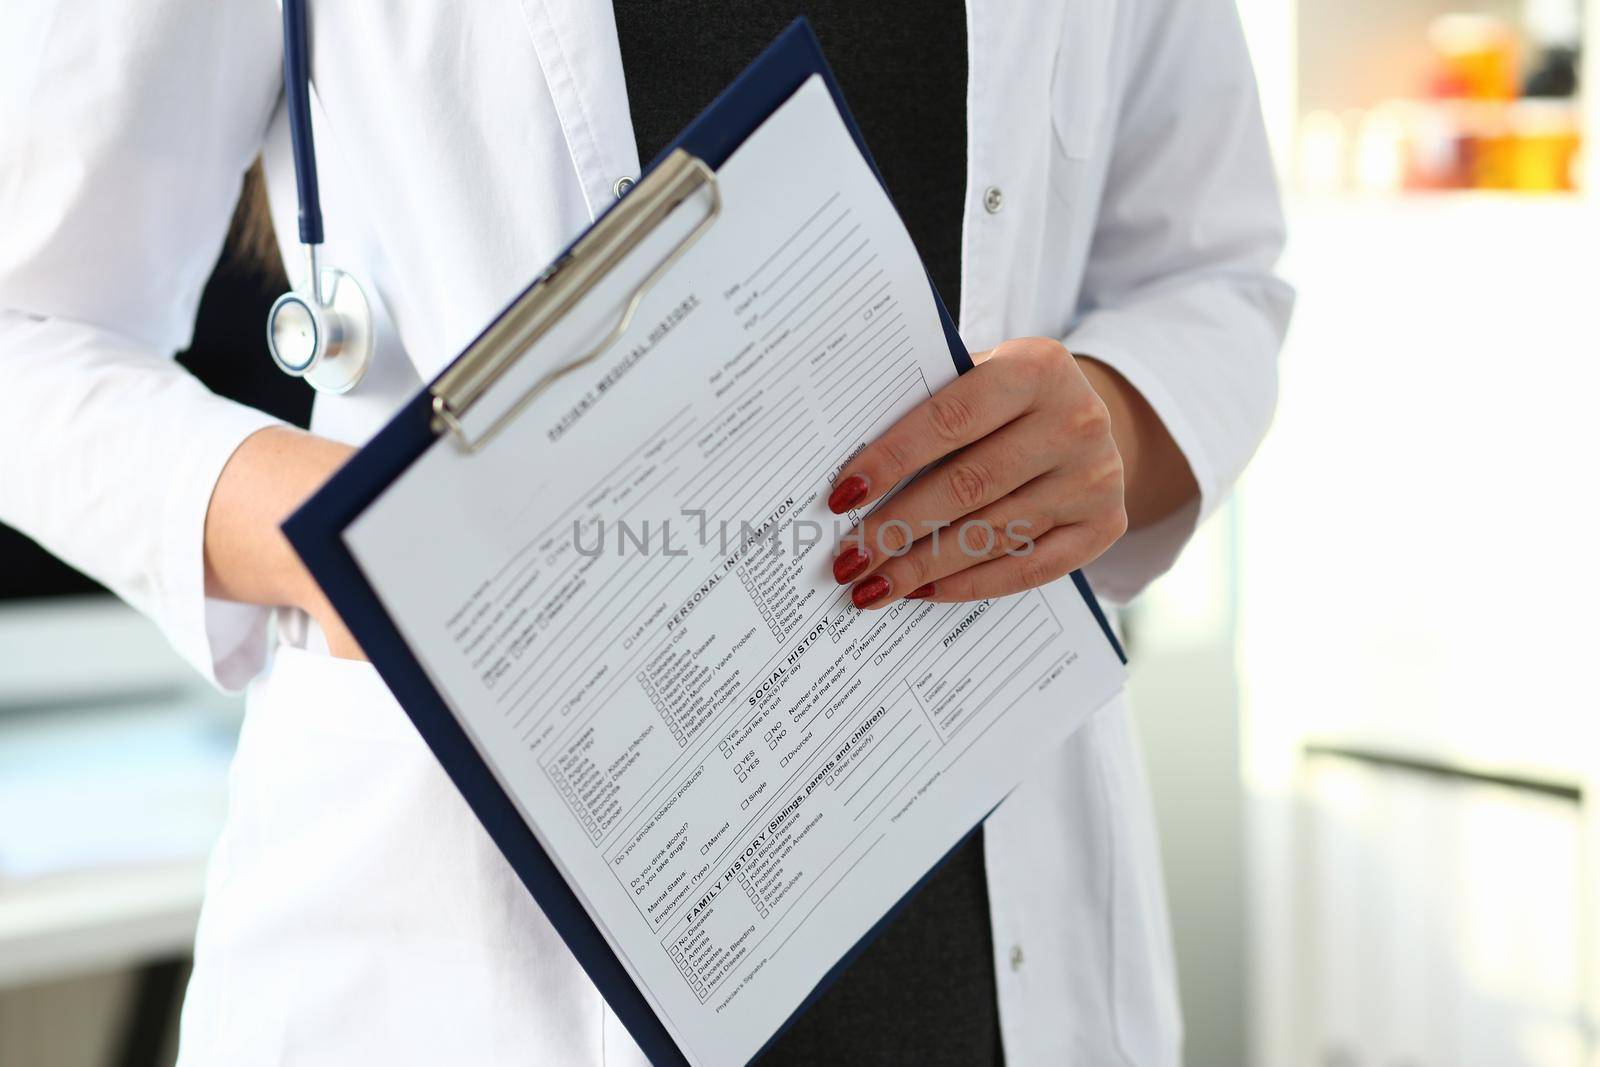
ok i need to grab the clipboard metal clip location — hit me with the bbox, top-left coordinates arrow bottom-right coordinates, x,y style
431,150 -> 722,453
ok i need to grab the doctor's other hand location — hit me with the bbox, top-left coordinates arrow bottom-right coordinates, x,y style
204,426 -> 367,661
827,337 -> 1195,608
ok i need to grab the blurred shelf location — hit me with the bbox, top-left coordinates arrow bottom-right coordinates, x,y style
1286,189 -> 1598,229
0,596 -> 222,711
0,694 -> 236,990
1291,188 -> 1587,206
0,861 -> 207,991
1302,738 -> 1584,803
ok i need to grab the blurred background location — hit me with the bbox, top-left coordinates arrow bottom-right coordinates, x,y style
1,2 -> 1597,1064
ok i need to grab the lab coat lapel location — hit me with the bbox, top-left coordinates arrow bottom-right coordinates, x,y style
514,0 -> 640,220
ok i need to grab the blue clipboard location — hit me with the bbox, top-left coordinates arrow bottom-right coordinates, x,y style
284,19 -> 1125,1065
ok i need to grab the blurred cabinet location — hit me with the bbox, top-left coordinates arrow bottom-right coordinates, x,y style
1301,754 -> 1587,1067
1235,192 -> 1600,1066
1232,3 -> 1600,1064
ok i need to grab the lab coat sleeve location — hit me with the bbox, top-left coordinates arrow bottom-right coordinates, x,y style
1064,0 -> 1294,604
0,0 -> 286,689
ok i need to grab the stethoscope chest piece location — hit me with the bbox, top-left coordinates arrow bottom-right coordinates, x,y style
266,265 -> 374,394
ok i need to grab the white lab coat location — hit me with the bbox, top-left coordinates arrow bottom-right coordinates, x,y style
0,1 -> 1290,1064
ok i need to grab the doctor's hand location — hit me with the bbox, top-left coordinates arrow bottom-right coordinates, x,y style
827,337 -> 1194,608
205,427 -> 368,661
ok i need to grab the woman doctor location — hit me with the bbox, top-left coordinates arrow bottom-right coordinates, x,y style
0,1 -> 1289,1064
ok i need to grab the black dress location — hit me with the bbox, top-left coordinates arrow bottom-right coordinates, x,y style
613,5 -> 1000,1063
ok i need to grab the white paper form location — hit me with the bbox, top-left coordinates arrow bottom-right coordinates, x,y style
345,75 -> 1125,1066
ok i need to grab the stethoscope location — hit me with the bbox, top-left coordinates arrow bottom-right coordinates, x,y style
265,0 -> 374,394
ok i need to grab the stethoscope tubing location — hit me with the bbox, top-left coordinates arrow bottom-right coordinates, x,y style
282,0 -> 324,249
267,0 -> 374,393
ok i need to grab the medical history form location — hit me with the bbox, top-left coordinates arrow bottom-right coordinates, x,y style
332,74 -> 1125,1065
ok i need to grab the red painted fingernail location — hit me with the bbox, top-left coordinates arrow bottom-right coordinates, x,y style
851,575 -> 891,608
828,475 -> 870,514
905,583 -> 935,600
833,546 -> 870,584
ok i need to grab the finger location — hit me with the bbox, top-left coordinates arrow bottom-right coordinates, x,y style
845,478 -> 1068,607
826,343 -> 1044,515
892,522 -> 1118,605
831,414 -> 1060,582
